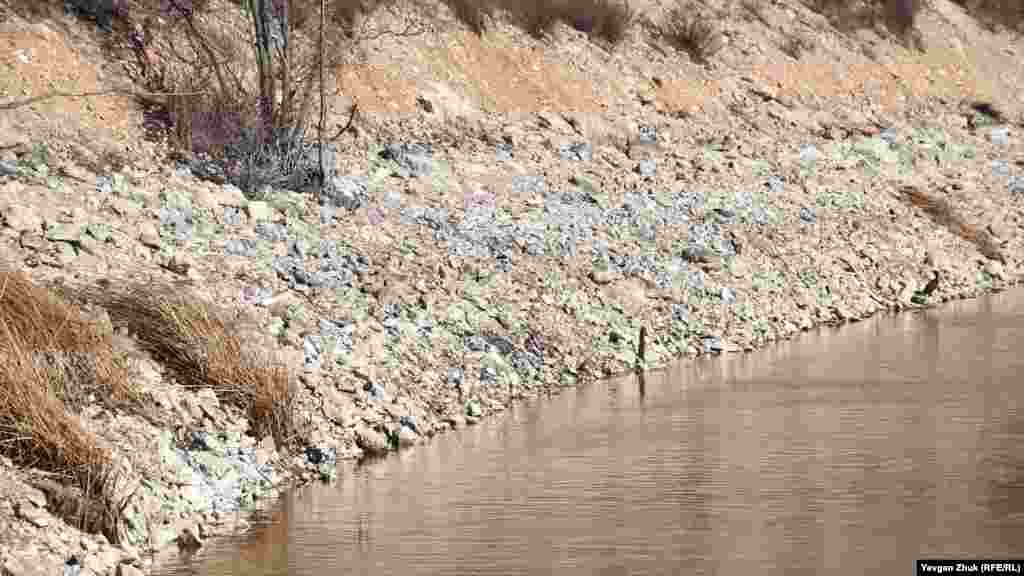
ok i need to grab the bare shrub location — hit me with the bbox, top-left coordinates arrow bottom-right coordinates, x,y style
780,34 -> 814,59
953,0 -> 1024,33
561,0 -> 635,44
509,0 -> 562,37
801,0 -> 931,37
739,0 -> 771,26
801,0 -> 877,31
442,0 -> 496,33
110,0 -> 396,194
658,3 -> 722,63
98,285 -> 296,446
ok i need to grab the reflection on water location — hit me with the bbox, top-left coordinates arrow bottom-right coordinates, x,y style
157,291 -> 1024,576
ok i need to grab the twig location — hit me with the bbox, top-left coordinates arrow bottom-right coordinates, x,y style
317,0 -> 327,202
0,87 -> 209,111
635,325 -> 647,372
328,103 -> 359,142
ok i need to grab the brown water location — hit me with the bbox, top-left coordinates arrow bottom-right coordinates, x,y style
157,291 -> 1024,576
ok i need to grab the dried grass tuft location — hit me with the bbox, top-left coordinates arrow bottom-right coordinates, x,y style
898,185 -> 1005,263
658,2 -> 723,63
97,285 -> 296,446
0,268 -> 130,543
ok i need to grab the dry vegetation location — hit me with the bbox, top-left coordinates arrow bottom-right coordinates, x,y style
98,286 -> 296,446
439,0 -> 634,42
898,185 -> 1005,263
657,2 -> 723,63
0,268 -> 295,543
0,268 -> 129,543
9,0 -> 1016,192
952,0 -> 1024,32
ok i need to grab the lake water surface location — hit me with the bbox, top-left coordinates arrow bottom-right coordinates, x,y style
156,290 -> 1024,575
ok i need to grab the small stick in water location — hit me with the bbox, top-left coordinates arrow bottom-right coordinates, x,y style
636,325 -> 647,372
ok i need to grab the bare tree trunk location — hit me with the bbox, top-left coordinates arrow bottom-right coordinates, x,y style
251,0 -> 275,142
277,0 -> 291,135
318,0 -> 328,197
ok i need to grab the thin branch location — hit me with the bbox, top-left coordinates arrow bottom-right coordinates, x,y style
328,103 -> 359,142
318,0 -> 328,198
0,87 -> 210,111
355,17 -> 430,41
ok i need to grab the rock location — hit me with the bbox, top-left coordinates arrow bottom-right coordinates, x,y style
702,336 -> 723,353
354,426 -> 389,455
984,260 -> 1005,280
635,159 -> 657,178
222,206 -> 244,226
465,399 -> 482,418
3,551 -> 56,576
150,525 -> 179,551
177,527 -> 203,552
558,142 -> 593,162
191,187 -> 220,214
603,278 -> 648,316
319,204 -> 336,224
14,501 -> 50,527
305,446 -> 332,465
255,222 -> 287,242
137,222 -> 161,248
85,222 -> 112,243
1010,176 -> 1024,196
246,201 -> 272,222
2,202 -> 43,232
0,160 -> 19,176
396,426 -> 418,448
159,253 -> 198,279
720,287 -> 736,303
321,387 -> 355,427
158,205 -> 195,241
323,176 -> 368,210
447,367 -> 463,387
799,144 -> 819,163
82,547 -> 122,575
380,144 -> 433,178
255,436 -> 277,467
495,143 -> 513,160
898,282 -> 916,304
18,230 -> 46,253
589,269 -> 617,285
989,126 -> 1011,145
988,219 -> 1010,240
216,184 -> 247,206
117,563 -> 145,576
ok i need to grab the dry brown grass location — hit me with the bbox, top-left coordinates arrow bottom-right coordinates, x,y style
0,268 -> 130,543
898,185 -> 1005,263
0,269 -> 133,408
98,285 -> 296,446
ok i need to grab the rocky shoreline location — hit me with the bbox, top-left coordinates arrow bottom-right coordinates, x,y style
2,1 -> 1024,574
1,99 -> 1021,575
